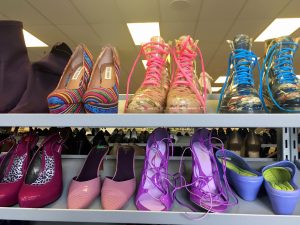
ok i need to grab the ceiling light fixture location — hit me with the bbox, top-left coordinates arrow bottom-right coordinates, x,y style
255,18 -> 300,42
127,22 -> 160,45
211,87 -> 222,92
23,29 -> 48,47
214,76 -> 227,84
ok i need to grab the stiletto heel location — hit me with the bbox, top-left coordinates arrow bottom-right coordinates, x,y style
135,128 -> 172,211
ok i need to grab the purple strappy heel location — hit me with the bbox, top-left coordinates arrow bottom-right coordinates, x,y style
135,128 -> 173,211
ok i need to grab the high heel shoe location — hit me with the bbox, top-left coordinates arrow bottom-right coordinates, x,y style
83,46 -> 120,113
101,146 -> 136,210
67,146 -> 108,209
135,128 -> 172,211
188,129 -> 236,212
0,134 -> 38,206
47,44 -> 93,113
18,132 -> 68,208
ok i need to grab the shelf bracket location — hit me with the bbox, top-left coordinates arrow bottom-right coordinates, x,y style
277,128 -> 291,161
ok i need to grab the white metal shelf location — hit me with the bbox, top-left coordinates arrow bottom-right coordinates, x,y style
0,157 -> 298,224
0,113 -> 300,127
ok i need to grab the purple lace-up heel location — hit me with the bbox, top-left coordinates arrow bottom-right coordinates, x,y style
188,129 -> 237,212
135,128 -> 173,211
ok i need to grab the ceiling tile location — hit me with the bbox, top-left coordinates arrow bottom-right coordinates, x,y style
0,0 -> 50,25
116,0 -> 159,22
195,20 -> 232,43
200,0 -> 246,21
91,23 -> 134,51
27,47 -> 50,62
57,25 -> 101,46
239,0 -> 290,19
27,0 -> 86,25
226,19 -> 274,41
71,0 -> 122,24
161,22 -> 196,41
26,24 -> 75,48
159,0 -> 202,22
279,0 -> 300,17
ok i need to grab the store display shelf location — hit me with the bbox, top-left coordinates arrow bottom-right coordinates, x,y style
0,157 -> 297,224
0,113 -> 299,127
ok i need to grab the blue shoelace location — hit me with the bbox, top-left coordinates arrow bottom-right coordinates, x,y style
259,41 -> 299,112
217,49 -> 258,112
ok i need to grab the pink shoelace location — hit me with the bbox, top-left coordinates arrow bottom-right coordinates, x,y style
171,36 -> 207,112
125,41 -> 170,111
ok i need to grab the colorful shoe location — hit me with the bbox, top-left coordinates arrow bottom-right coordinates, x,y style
259,36 -> 300,112
135,128 -> 172,211
101,146 -> 136,210
189,129 -> 236,212
165,36 -> 207,113
218,34 -> 265,113
262,161 -> 300,215
125,36 -> 170,113
18,132 -> 67,208
215,149 -> 263,201
0,134 -> 38,206
47,44 -> 93,113
67,146 -> 108,209
83,46 -> 120,113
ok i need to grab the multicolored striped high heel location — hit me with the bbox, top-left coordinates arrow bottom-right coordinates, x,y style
83,46 -> 120,113
47,44 -> 93,113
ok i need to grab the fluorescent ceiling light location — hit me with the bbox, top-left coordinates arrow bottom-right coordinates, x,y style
214,76 -> 227,84
23,29 -> 48,47
255,18 -> 300,42
142,60 -> 147,69
127,22 -> 160,45
212,87 -> 222,92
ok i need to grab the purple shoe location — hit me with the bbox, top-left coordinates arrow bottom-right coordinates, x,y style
189,129 -> 236,212
135,128 -> 173,211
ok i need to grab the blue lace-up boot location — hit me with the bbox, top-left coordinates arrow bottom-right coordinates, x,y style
260,36 -> 300,112
218,34 -> 265,113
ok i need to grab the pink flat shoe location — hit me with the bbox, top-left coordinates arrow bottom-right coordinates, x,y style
0,134 -> 37,207
18,132 -> 67,208
67,146 -> 108,209
101,146 -> 136,210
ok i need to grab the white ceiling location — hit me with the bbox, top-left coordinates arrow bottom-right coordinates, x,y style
0,0 -> 300,93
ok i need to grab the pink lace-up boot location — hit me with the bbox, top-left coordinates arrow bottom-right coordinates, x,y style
125,36 -> 170,113
166,36 -> 207,113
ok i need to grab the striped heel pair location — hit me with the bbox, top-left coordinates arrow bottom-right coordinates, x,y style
47,44 -> 120,114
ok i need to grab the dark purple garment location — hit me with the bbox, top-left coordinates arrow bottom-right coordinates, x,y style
10,42 -> 72,113
0,21 -> 30,112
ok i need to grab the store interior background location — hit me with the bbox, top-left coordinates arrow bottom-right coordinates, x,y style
1,0 -> 300,94
0,0 -> 299,224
